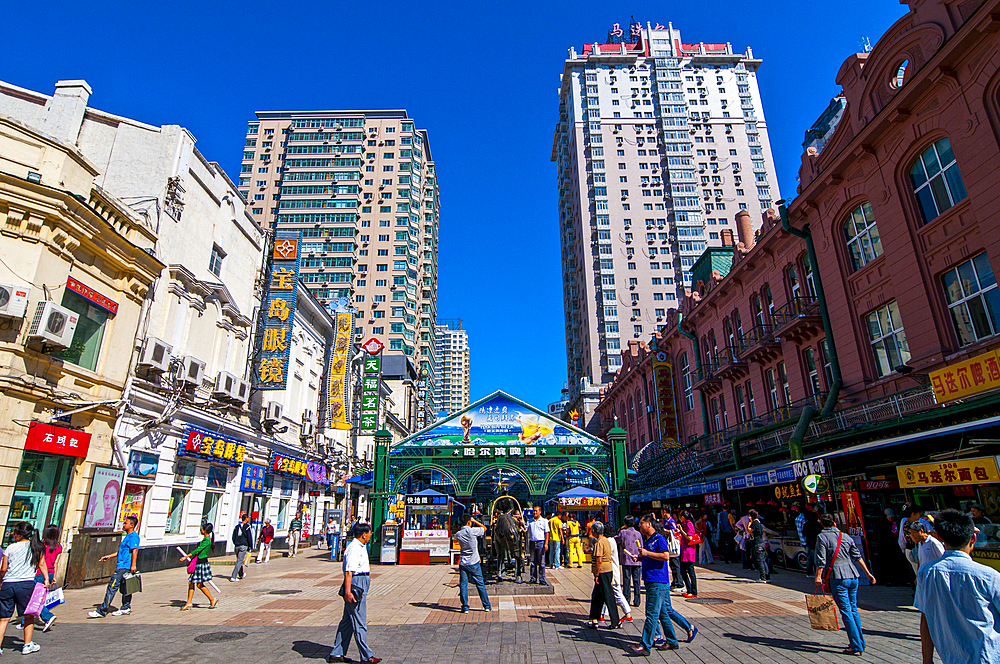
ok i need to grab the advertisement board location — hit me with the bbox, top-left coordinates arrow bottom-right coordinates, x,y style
83,465 -> 126,530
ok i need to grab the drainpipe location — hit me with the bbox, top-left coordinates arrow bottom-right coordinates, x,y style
676,314 -> 711,443
777,202 -> 844,460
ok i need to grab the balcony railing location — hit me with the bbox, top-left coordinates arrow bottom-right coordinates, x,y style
738,323 -> 779,355
712,345 -> 743,370
808,384 -> 938,439
772,296 -> 820,327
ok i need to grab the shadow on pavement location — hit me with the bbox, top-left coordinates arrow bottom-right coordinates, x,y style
291,640 -> 331,659
723,632 -> 844,654
409,601 -> 462,613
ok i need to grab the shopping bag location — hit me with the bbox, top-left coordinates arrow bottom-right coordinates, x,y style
805,591 -> 839,631
24,583 -> 47,616
44,587 -> 64,609
122,572 -> 142,595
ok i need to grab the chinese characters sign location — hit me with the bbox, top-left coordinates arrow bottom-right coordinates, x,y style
270,451 -> 329,484
652,351 -> 679,445
897,457 -> 1000,488
66,276 -> 118,315
253,231 -> 302,390
930,350 -> 1000,403
405,495 -> 448,506
359,354 -> 381,433
180,428 -> 246,467
774,482 -> 804,501
241,463 -> 267,493
25,422 -> 91,458
558,496 -> 609,507
329,312 -> 353,430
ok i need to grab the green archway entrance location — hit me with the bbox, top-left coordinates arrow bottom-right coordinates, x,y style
369,391 -> 629,558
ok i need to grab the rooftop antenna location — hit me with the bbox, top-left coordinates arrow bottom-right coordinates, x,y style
860,36 -> 872,53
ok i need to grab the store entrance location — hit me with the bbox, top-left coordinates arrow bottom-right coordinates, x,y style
7,452 -> 74,541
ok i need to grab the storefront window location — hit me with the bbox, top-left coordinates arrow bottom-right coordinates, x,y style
201,492 -> 221,526
127,451 -> 159,478
7,453 -> 73,541
166,488 -> 187,534
281,479 -> 293,497
174,459 -> 196,485
278,499 -> 288,529
53,290 -> 109,372
120,484 -> 147,532
207,465 -> 228,490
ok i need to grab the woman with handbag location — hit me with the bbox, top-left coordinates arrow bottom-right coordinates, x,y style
813,514 -> 876,656
0,522 -> 46,655
677,512 -> 699,597
17,524 -> 61,633
179,523 -> 217,611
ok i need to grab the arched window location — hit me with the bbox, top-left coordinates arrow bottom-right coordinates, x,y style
844,202 -> 883,271
910,137 -> 967,223
787,264 -> 800,300
751,295 -> 764,327
627,396 -> 635,425
762,284 -> 774,321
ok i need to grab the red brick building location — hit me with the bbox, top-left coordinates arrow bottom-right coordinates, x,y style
603,1 -> 1000,568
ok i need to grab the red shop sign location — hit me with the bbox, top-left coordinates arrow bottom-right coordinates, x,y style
25,422 -> 91,458
704,492 -> 724,505
66,276 -> 118,315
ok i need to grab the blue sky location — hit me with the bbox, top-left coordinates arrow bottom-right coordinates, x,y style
4,1 -> 908,409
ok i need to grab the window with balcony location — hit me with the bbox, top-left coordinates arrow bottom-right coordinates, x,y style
942,253 -> 1000,346
866,300 -> 910,377
778,361 -> 791,405
765,368 -> 779,410
821,339 -> 834,390
787,264 -> 800,300
735,384 -> 746,422
909,137 -> 967,224
803,348 -> 820,396
680,353 -> 693,410
844,202 -> 883,271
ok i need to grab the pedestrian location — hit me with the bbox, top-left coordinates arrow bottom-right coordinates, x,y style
899,504 -> 923,578
328,523 -> 380,664
0,522 -> 45,655
747,510 -> 770,582
527,505 -> 550,585
454,513 -> 491,613
289,511 -> 303,557
230,512 -> 253,582
616,515 -> 643,607
600,525 -> 633,625
547,512 -> 563,569
585,521 -> 620,629
803,510 -> 822,576
916,509 -> 1000,664
795,505 -> 807,549
328,518 -> 341,562
18,524 -> 60,633
660,509 -> 683,591
908,520 -> 944,573
566,513 -> 584,568
88,515 -> 140,618
626,515 -> 697,656
179,522 -> 218,610
971,503 -> 993,525
695,513 -> 713,565
734,510 -> 752,569
717,505 -> 734,563
814,513 -> 876,657
677,511 -> 698,597
256,518 -> 274,564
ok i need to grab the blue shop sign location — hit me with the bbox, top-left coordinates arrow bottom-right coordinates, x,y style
241,463 -> 267,493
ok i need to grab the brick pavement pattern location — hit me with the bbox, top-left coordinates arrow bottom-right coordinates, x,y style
12,547 -> 936,662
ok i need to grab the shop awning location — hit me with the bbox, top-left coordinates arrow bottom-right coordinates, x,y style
345,471 -> 373,487
407,488 -> 450,497
632,480 -> 721,503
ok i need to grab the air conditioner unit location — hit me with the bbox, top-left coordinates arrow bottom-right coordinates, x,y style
302,409 -> 315,424
213,371 -> 238,399
137,337 -> 172,373
263,401 -> 283,425
176,356 -> 206,387
301,421 -> 316,438
0,284 -> 30,320
232,379 -> 251,404
26,301 -> 77,350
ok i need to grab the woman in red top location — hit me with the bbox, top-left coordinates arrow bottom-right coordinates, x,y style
677,511 -> 698,597
256,519 -> 275,564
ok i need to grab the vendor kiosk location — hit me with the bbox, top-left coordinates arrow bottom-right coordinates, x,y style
547,487 -> 614,563
400,488 -> 455,564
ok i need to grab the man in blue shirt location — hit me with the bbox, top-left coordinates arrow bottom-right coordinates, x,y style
626,515 -> 697,656
89,516 -> 140,618
916,509 -> 1000,664
717,507 -> 734,563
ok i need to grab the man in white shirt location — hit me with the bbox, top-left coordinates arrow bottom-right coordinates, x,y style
526,505 -> 550,585
910,521 -> 945,570
328,524 -> 379,664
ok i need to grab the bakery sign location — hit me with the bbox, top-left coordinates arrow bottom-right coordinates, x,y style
896,456 -> 1000,488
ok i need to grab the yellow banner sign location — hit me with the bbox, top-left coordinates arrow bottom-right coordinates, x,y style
930,350 -> 1000,403
897,456 -> 1000,488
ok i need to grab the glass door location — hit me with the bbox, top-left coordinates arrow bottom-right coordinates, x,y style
7,453 -> 73,541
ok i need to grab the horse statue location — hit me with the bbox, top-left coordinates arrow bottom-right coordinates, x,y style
488,496 -> 524,582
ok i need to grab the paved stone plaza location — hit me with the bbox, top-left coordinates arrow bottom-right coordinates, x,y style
16,546 -> 933,662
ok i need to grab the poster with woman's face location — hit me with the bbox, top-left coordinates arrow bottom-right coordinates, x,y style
84,466 -> 126,530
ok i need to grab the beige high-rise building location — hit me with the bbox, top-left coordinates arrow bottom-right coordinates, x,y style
434,320 -> 470,416
240,110 -> 440,424
553,21 -> 780,420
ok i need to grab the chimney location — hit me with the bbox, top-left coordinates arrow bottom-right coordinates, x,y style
720,229 -> 735,246
735,209 -> 754,249
44,80 -> 91,146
